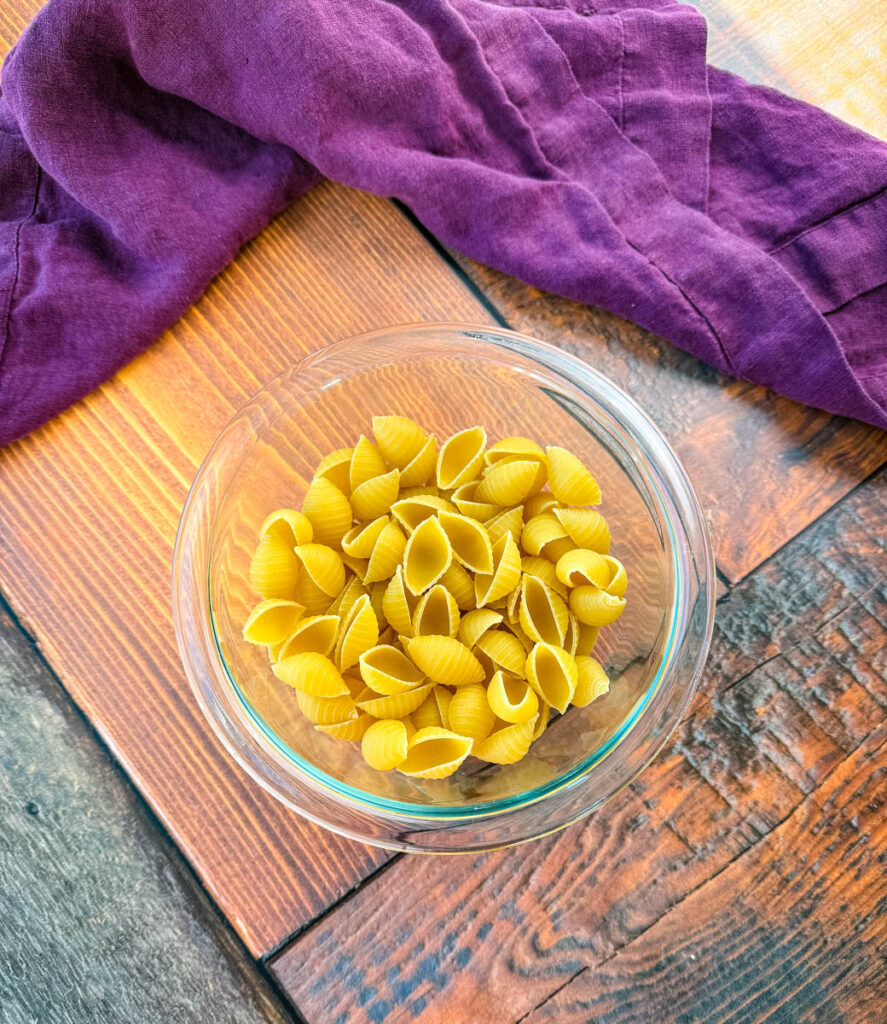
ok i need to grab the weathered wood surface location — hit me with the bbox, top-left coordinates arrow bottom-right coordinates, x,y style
0,602 -> 294,1024
272,469 -> 887,1023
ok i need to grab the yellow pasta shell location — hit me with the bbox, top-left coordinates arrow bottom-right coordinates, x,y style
526,643 -> 578,713
399,434 -> 438,487
576,623 -> 600,656
520,556 -> 569,599
342,516 -> 390,558
603,555 -> 628,598
397,727 -> 473,778
350,467 -> 400,522
296,689 -> 358,726
399,485 -> 437,498
336,594 -> 380,672
391,494 -> 454,533
295,569 -> 333,615
403,516 -> 453,594
294,543 -> 346,597
327,576 -> 368,620
474,531 -> 521,608
573,655 -> 610,707
523,492 -> 559,519
569,586 -> 627,626
242,599 -> 305,645
359,644 -> 425,695
440,562 -> 476,611
476,459 -> 541,505
411,691 -> 445,730
447,684 -> 495,740
437,426 -> 487,490
458,609 -> 503,649
380,565 -> 416,637
484,436 -> 546,465
340,553 -> 369,581
487,670 -> 539,724
316,713 -> 373,742
249,533 -> 300,600
361,718 -> 410,770
521,513 -> 568,558
450,480 -> 500,521
546,446 -> 602,506
372,415 -> 427,470
313,447 -> 353,494
563,612 -> 580,656
356,683 -> 433,718
542,537 -> 578,564
519,574 -> 569,646
259,508 -> 313,547
277,615 -> 340,660
301,477 -> 352,547
532,702 -> 550,740
473,718 -> 536,765
273,652 -> 349,697
405,635 -> 485,686
552,507 -> 610,553
555,548 -> 610,589
349,435 -> 388,491
485,506 -> 523,547
413,585 -> 460,638
364,520 -> 407,585
475,630 -> 527,677
505,619 -> 535,654
438,511 -> 494,574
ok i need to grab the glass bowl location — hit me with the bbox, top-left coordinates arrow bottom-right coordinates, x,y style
172,323 -> 715,852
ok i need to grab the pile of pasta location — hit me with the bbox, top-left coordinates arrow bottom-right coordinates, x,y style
243,416 -> 626,779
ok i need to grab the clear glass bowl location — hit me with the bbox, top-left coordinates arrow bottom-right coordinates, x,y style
172,323 -> 715,852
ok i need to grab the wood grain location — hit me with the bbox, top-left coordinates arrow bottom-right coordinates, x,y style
272,469 -> 887,1023
0,603 -> 292,1024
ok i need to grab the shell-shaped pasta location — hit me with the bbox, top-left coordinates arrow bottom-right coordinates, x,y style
563,612 -> 580,656
342,516 -> 390,558
314,448 -> 353,494
277,615 -> 340,660
402,516 -> 453,594
485,506 -> 523,547
405,635 -> 485,686
361,718 -> 410,770
295,571 -> 334,615
249,534 -> 300,599
474,532 -> 521,607
484,436 -> 546,465
602,555 -> 628,598
438,511 -> 494,574
526,643 -> 579,713
350,435 -> 388,491
399,434 -> 437,487
371,415 -> 427,469
552,507 -> 610,553
437,426 -> 486,490
301,477 -> 352,547
440,563 -> 476,611
473,718 -> 536,764
505,581 -> 522,622
476,459 -> 541,506
336,594 -> 380,671
316,712 -> 373,742
542,537 -> 577,564
505,619 -> 536,654
260,508 -> 313,547
433,685 -> 453,728
448,683 -> 495,740
521,513 -> 568,558
399,485 -> 437,498
296,689 -> 358,726
356,682 -> 433,718
532,702 -> 550,740
450,481 -> 500,521
519,574 -> 569,646
364,520 -> 407,585
576,623 -> 600,656
555,548 -> 610,589
242,599 -> 305,645
340,553 -> 369,581
520,555 -> 569,599
381,566 -> 417,637
573,655 -> 610,707
391,494 -> 454,533
546,446 -> 602,506
273,652 -> 349,697
411,688 -> 447,730
458,609 -> 503,649
413,585 -> 460,638
397,727 -> 473,778
350,467 -> 400,522
368,581 -> 389,630
294,544 -> 346,597
359,644 -> 425,695
524,492 -> 559,519
569,586 -> 627,626
487,670 -> 539,723
475,630 -> 527,677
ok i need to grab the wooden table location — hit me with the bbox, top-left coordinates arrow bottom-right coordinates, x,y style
1,2 -> 884,1021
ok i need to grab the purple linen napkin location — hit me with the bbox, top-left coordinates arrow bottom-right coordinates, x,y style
0,0 -> 885,446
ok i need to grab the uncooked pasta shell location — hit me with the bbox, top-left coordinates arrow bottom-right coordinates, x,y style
405,635 -> 485,686
573,655 -> 610,707
525,643 -> 578,713
242,599 -> 305,645
403,516 -> 453,594
359,644 -> 425,695
447,683 -> 495,741
545,446 -> 602,506
569,586 -> 626,626
438,510 -> 494,574
350,467 -> 400,522
249,533 -> 300,600
412,585 -> 460,638
361,718 -> 410,770
273,651 -> 349,697
301,476 -> 352,547
372,415 -> 427,470
259,508 -> 314,547
397,727 -> 473,778
473,718 -> 536,765
437,426 -> 487,490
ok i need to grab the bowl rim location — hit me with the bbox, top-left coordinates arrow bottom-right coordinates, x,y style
173,321 -> 716,832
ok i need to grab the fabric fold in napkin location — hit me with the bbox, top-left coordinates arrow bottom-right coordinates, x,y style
0,0 -> 885,445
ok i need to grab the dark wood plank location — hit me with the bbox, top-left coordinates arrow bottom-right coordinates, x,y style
272,469 -> 886,1023
523,726 -> 887,1024
0,603 -> 294,1024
